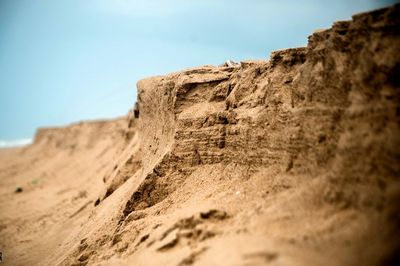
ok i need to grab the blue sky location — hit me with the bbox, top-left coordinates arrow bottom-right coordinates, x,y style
0,0 -> 395,141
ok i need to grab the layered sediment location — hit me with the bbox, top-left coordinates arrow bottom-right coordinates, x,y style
0,4 -> 399,266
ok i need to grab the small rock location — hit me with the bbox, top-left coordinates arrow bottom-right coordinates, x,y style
78,253 -> 89,262
200,209 -> 228,220
15,187 -> 23,193
219,60 -> 241,68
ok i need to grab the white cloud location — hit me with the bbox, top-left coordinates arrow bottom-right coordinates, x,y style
0,138 -> 32,148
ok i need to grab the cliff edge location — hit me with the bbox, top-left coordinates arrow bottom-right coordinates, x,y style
0,4 -> 399,266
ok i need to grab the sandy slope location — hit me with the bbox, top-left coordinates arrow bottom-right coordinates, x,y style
0,118 -> 134,265
1,5 -> 400,266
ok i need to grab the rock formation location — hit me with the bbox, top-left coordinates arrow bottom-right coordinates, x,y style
0,4 -> 399,266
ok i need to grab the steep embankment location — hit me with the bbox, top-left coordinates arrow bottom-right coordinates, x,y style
0,4 -> 399,266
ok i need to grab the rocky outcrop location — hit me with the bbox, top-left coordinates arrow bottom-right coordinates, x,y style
53,5 -> 400,265
122,4 -> 400,216
114,4 -> 400,265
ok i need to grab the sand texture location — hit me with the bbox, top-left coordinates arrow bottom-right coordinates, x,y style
1,5 -> 400,266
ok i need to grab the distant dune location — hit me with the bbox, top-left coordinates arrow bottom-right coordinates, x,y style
0,4 -> 399,266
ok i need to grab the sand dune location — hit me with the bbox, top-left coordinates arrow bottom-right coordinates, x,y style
0,5 -> 399,266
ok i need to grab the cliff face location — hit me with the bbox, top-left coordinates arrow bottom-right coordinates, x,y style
124,4 -> 400,221
0,4 -> 399,266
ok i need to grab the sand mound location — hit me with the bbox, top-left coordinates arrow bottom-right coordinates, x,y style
0,4 -> 399,266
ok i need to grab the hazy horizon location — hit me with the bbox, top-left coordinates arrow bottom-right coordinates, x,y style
0,0 -> 396,143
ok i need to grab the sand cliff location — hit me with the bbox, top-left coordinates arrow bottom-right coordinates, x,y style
0,4 -> 399,266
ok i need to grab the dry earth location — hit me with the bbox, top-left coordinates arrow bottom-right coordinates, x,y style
1,5 -> 400,266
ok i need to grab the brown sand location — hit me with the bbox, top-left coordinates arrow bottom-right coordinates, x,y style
1,5 -> 400,266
